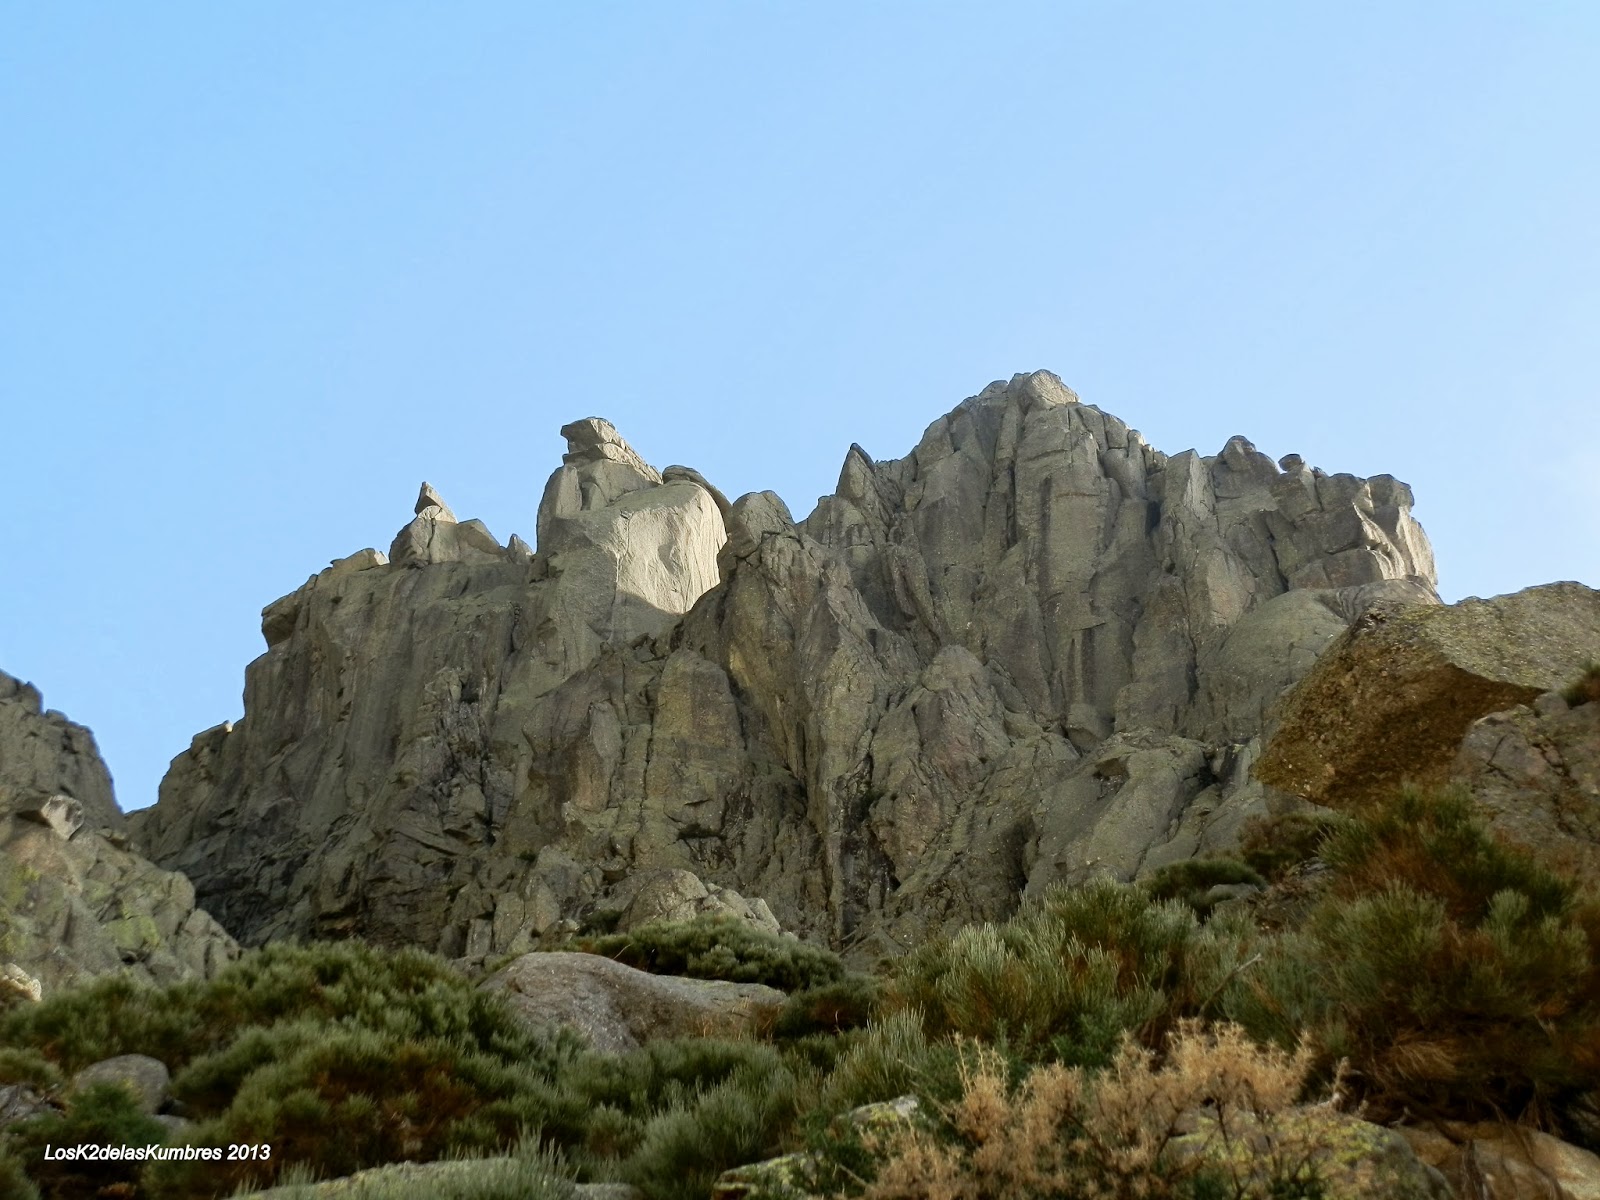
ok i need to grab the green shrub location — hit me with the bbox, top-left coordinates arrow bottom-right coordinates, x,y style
1142,857 -> 1266,915
0,1048 -> 63,1094
1237,810 -> 1346,880
883,877 -> 1260,1066
1292,883 -> 1600,1136
815,1011 -> 963,1116
2,1082 -> 166,1200
567,1038 -> 788,1118
0,1154 -> 39,1200
0,941 -> 574,1078
147,1025 -> 572,1198
576,916 -> 844,992
1231,789 -> 1600,1145
618,1058 -> 810,1200
1562,661 -> 1600,707
772,974 -> 881,1038
225,1141 -> 576,1199
1321,785 -> 1574,924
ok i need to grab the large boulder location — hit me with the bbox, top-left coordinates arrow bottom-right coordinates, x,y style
136,373 -> 1441,957
0,1083 -> 54,1133
480,951 -> 785,1055
1399,1123 -> 1600,1200
1256,582 -> 1600,808
71,1054 -> 171,1115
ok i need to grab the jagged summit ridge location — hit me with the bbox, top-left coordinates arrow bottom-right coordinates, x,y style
131,371 -> 1438,958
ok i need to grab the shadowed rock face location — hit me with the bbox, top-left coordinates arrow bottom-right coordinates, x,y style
132,372 -> 1440,960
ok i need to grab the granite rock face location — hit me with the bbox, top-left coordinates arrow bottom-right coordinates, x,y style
0,669 -> 238,993
1449,689 -> 1600,876
134,373 -> 1440,958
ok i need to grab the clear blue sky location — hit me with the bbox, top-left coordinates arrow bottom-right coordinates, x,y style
3,4 -> 1596,814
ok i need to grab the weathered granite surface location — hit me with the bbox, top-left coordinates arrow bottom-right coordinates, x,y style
133,372 -> 1441,959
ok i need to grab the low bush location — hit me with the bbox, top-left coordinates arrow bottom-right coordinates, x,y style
0,1048 -> 63,1094
1320,784 -> 1576,923
1142,858 -> 1265,915
850,1021 -> 1427,1200
1236,788 -> 1600,1145
773,975 -> 882,1039
618,1057 -> 811,1200
0,940 -> 574,1079
576,915 -> 845,992
225,1141 -> 576,1200
1236,810 -> 1346,881
883,877 -> 1262,1067
0,1154 -> 39,1200
144,1026 -> 568,1198
1292,882 -> 1600,1138
2,1082 -> 167,1200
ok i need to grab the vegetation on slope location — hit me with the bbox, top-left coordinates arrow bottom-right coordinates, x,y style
1,786 -> 1596,1199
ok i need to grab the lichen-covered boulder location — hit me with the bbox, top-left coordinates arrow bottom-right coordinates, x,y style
1256,581 -> 1600,808
481,951 -> 785,1055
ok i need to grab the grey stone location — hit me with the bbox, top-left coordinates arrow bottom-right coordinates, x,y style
0,1083 -> 54,1131
72,1054 -> 170,1114
0,963 -> 41,1005
601,868 -> 782,935
662,464 -> 732,516
329,548 -> 387,574
1448,695 -> 1600,877
153,1113 -> 193,1139
0,674 -> 238,992
1533,689 -> 1570,717
415,481 -> 455,520
0,670 -> 119,830
1169,1109 -> 1452,1198
135,372 -> 1442,958
15,794 -> 83,840
482,951 -> 785,1055
1197,882 -> 1262,907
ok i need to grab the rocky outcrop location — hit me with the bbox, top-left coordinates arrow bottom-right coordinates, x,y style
1255,582 -> 1600,807
0,672 -> 119,831
481,951 -> 786,1054
135,373 -> 1440,959
0,669 -> 238,993
1449,689 -> 1600,876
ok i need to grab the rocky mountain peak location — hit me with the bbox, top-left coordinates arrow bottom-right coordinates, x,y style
132,372 -> 1445,959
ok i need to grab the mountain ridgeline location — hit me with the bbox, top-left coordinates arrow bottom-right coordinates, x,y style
125,371 -> 1446,960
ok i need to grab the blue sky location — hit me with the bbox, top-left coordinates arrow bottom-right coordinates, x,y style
3,4 -> 1597,813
